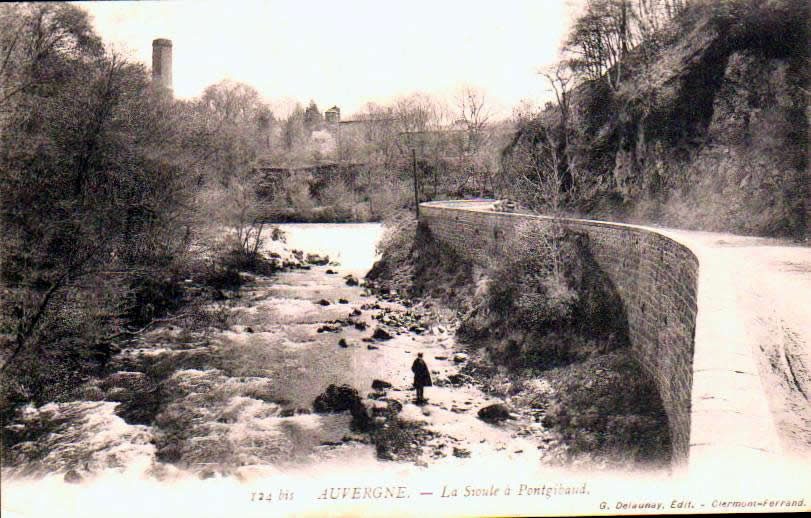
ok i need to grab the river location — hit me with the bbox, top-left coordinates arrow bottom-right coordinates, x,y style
3,223 -> 683,518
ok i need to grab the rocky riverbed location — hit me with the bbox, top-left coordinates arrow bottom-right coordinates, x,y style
2,223 -> 602,485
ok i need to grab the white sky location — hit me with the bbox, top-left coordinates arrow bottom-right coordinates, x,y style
78,0 -> 582,119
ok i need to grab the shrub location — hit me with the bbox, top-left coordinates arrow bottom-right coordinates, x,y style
541,352 -> 671,467
374,215 -> 418,266
319,179 -> 358,212
487,220 -> 579,331
368,177 -> 413,220
472,219 -> 629,368
125,276 -> 185,327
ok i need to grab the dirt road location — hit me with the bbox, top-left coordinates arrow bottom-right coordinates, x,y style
660,229 -> 811,466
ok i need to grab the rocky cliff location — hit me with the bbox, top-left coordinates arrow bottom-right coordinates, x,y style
509,0 -> 809,238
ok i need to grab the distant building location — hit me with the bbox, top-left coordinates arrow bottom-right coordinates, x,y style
325,106 -> 341,123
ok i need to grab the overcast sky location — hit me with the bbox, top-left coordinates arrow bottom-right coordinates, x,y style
78,0 -> 581,119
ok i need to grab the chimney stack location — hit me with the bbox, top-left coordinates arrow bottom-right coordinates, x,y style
151,38 -> 173,93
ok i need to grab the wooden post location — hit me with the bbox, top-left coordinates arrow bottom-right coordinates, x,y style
412,148 -> 420,219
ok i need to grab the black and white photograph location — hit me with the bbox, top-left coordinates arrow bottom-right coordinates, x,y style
0,1 -> 808,516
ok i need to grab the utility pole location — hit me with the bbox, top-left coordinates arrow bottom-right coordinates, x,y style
412,148 -> 420,219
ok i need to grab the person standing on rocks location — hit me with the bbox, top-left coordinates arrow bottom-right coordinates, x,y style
411,352 -> 432,405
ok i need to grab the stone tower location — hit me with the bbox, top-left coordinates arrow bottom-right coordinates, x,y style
151,38 -> 173,92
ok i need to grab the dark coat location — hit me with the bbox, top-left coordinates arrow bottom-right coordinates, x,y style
411,358 -> 432,387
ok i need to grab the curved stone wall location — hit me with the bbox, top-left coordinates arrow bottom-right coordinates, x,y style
419,200 -> 698,464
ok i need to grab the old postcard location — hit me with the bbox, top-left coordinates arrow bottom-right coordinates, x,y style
1,1 -> 809,516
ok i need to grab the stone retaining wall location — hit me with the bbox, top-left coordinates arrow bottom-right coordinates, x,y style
419,200 -> 698,464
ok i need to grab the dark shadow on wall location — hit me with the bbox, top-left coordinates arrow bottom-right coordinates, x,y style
570,231 -> 631,346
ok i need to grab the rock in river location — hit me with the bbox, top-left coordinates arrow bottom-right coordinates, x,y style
317,324 -> 341,333
453,353 -> 468,363
452,447 -> 471,458
306,253 -> 330,266
477,403 -> 513,423
313,384 -> 361,413
312,384 -> 371,432
371,328 -> 393,341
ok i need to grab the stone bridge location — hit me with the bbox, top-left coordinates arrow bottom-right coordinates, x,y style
419,199 -> 811,475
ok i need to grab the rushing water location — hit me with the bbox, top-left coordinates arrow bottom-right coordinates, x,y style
2,225 -> 383,481
1,223 -> 675,484
2,221 -> 554,491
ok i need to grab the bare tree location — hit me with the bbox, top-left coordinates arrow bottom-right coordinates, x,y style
540,63 -> 584,201
564,0 -> 687,89
0,3 -> 102,115
282,103 -> 306,152
506,120 -> 567,215
457,85 -> 491,153
453,86 -> 494,195
392,93 -> 443,203
393,92 -> 436,154
503,65 -> 580,216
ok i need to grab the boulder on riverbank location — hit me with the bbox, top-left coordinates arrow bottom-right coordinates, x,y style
371,379 -> 392,390
353,320 -> 368,330
306,254 -> 330,266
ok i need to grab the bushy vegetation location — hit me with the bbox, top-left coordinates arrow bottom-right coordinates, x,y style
0,4 -> 284,414
457,220 -> 628,368
540,351 -> 671,467
369,217 -> 627,368
367,217 -> 475,311
486,221 -> 579,332
260,168 -> 416,223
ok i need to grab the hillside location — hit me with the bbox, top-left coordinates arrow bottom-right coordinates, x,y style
506,0 -> 809,238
